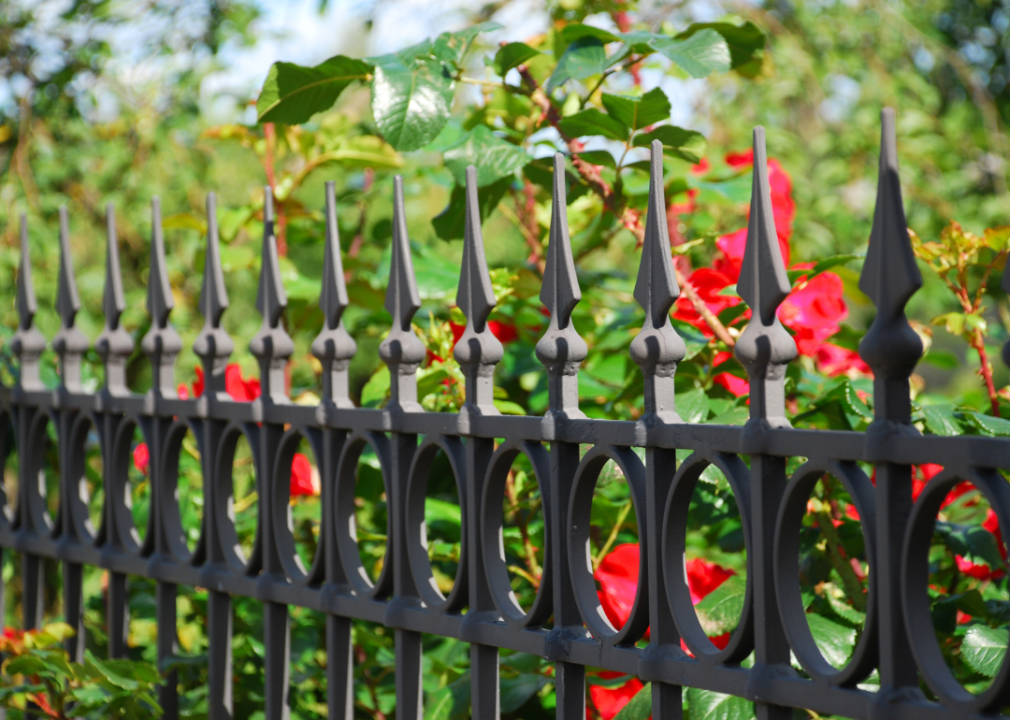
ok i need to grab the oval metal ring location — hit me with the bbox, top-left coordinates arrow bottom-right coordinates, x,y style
903,465 -> 1010,713
23,410 -> 54,537
775,459 -> 877,686
663,451 -> 753,664
568,444 -> 649,647
211,422 -> 262,576
334,430 -> 393,599
65,412 -> 100,544
106,416 -> 145,555
481,438 -> 553,630
272,425 -> 325,586
160,419 -> 202,564
405,435 -> 468,613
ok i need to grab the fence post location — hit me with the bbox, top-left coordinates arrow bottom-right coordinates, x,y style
537,153 -> 588,720
380,176 -> 426,720
633,141 -> 686,720
734,128 -> 797,720
858,108 -> 925,710
314,181 -> 357,720
456,166 -> 505,720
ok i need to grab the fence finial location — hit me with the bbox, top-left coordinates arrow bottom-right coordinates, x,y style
141,197 -> 183,397
250,186 -> 294,403
535,153 -> 587,437
734,128 -> 796,433
96,204 -> 134,396
52,206 -> 89,392
193,193 -> 234,399
379,175 -> 425,414
631,140 -> 686,427
858,108 -> 922,427
454,165 -> 503,432
12,214 -> 45,391
311,181 -> 357,408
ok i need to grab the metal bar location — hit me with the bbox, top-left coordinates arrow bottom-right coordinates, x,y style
326,615 -> 354,720
157,580 -> 179,720
207,590 -> 233,720
107,571 -> 129,658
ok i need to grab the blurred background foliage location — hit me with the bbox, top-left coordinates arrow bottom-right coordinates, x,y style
2,0 -> 1010,719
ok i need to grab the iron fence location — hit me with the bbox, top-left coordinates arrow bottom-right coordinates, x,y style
1,108 -> 1007,720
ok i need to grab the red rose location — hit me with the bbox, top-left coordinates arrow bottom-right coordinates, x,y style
289,453 -> 317,497
133,443 -> 150,476
589,672 -> 644,720
672,268 -> 742,336
778,272 -> 848,357
225,364 -> 261,402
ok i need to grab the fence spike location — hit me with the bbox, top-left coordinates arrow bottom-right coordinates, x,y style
535,153 -> 587,436
194,193 -> 235,398
250,186 -> 294,403
631,140 -> 686,426
53,206 -> 89,391
734,127 -> 796,433
311,181 -> 357,408
379,175 -> 425,413
858,108 -> 922,426
454,165 -> 503,431
96,204 -> 134,395
12,214 -> 45,390
140,196 -> 183,397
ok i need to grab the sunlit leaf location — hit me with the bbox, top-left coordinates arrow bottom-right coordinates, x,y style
257,55 -> 372,124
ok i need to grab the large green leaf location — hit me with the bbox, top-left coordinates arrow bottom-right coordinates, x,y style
443,125 -> 530,187
559,24 -> 622,44
649,29 -> 731,79
677,22 -> 767,77
546,37 -> 608,92
613,683 -> 651,720
677,387 -> 710,424
425,672 -> 471,720
371,55 -> 455,151
257,55 -> 372,124
686,687 -> 756,720
694,574 -> 746,636
921,403 -> 963,436
601,87 -> 671,132
965,411 -> 1010,437
962,625 -> 1008,678
806,614 -> 857,668
935,521 -> 1005,569
494,42 -> 540,76
633,125 -> 706,163
559,108 -> 630,141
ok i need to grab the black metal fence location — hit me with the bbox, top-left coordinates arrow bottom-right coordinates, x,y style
1,108 -> 1006,720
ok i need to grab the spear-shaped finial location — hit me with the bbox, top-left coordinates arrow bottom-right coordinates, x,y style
95,205 -> 134,396
311,181 -> 357,408
140,197 -> 183,398
12,214 -> 45,391
630,140 -> 686,426
535,153 -> 587,437
378,176 -> 426,414
52,206 -> 90,392
193,193 -> 234,399
249,187 -> 294,404
858,108 -> 923,426
454,166 -> 503,432
734,128 -> 796,432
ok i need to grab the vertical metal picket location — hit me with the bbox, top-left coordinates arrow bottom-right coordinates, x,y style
632,141 -> 686,720
734,128 -> 797,720
537,153 -> 588,720
455,166 -> 505,720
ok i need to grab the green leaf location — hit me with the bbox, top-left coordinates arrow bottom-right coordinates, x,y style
613,683 -> 651,720
443,125 -> 530,187
965,411 -> 1010,437
677,387 -> 710,424
546,37 -> 608,92
632,125 -> 706,163
806,614 -> 857,668
962,625 -> 1008,678
825,590 -> 866,626
559,24 -> 622,44
921,350 -> 959,370
921,403 -> 962,436
686,687 -> 756,720
5,656 -> 48,676
787,253 -> 863,285
935,521 -> 1004,568
576,150 -> 616,169
425,671 -> 471,720
371,56 -> 455,152
257,55 -> 372,124
432,177 -> 512,241
432,22 -> 503,65
677,22 -> 767,77
693,574 -> 745,636
500,673 -> 550,713
493,399 -> 526,415
494,42 -> 540,76
86,650 -> 140,690
649,29 -> 731,79
559,108 -> 630,141
601,87 -> 671,132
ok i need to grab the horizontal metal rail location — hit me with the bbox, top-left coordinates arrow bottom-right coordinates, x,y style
1,110 -> 1006,720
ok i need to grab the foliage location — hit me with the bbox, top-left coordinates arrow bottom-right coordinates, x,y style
0,623 -> 162,719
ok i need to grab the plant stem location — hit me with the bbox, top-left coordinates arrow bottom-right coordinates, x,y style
592,500 -> 632,571
971,329 -> 1001,417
